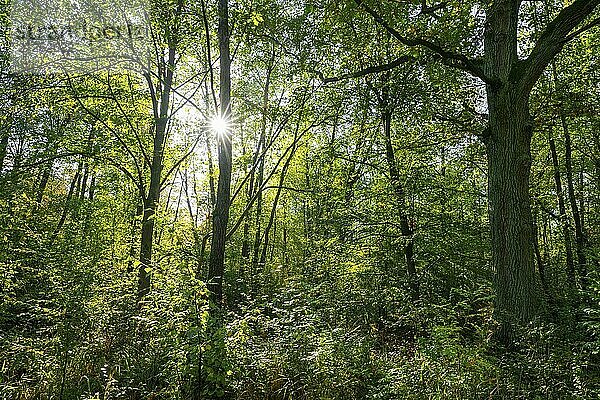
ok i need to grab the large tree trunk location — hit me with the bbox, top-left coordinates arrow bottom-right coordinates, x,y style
482,1 -> 538,343
484,88 -> 539,341
207,0 -> 232,306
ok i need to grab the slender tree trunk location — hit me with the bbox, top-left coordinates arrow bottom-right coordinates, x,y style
128,204 -> 143,273
560,113 -> 587,290
259,131 -> 298,269
202,135 -> 216,208
183,169 -> 204,277
250,135 -> 266,293
242,144 -> 255,261
200,2 -> 232,394
51,162 -> 82,241
382,110 -> 419,301
138,202 -> 155,297
548,134 -> 576,287
36,162 -> 52,207
79,163 -> 89,201
533,208 -> 555,318
242,58 -> 273,260
241,208 -> 251,259
137,33 -> 177,299
282,217 -> 289,270
0,130 -> 9,174
138,103 -> 169,298
207,0 -> 232,306
88,173 -> 96,201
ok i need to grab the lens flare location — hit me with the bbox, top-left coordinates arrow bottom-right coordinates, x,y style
210,116 -> 229,136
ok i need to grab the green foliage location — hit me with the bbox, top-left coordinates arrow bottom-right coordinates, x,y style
1,0 -> 600,399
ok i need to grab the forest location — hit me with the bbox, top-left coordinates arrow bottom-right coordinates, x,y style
1,0 -> 600,398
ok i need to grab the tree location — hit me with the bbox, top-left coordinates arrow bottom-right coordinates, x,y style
207,0 -> 233,307
348,0 -> 600,342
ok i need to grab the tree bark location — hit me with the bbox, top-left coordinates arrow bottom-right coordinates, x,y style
207,0 -> 233,306
88,173 -> 96,201
482,1 -> 537,343
484,86 -> 539,341
137,16 -> 178,299
128,204 -> 143,273
138,68 -> 174,300
250,124 -> 266,293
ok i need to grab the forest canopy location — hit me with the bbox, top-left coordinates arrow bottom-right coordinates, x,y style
1,0 -> 600,398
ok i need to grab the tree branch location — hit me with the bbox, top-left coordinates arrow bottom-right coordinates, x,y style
353,0 -> 493,83
316,56 -> 414,83
519,0 -> 600,94
565,15 -> 600,41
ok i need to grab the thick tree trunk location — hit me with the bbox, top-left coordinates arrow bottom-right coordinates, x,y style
482,1 -> 541,343
485,89 -> 539,341
207,0 -> 232,306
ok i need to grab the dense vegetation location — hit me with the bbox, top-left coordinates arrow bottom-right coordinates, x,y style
1,0 -> 600,398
